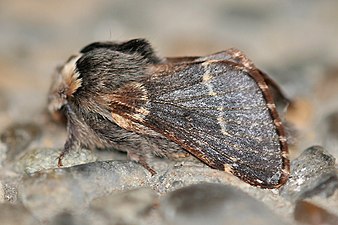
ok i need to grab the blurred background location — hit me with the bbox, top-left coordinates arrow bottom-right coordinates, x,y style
1,0 -> 338,158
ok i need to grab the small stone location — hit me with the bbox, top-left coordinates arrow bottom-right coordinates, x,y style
19,160 -> 149,221
0,123 -> 41,162
280,146 -> 338,201
294,200 -> 338,225
0,203 -> 40,225
161,183 -> 290,225
14,147 -> 97,174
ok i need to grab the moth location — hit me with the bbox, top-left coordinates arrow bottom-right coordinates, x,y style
48,38 -> 290,188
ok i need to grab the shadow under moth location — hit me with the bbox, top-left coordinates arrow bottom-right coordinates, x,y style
48,38 -> 290,188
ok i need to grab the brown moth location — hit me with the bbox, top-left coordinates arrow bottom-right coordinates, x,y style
48,39 -> 289,188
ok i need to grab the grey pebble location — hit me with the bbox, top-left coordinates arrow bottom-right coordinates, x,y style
161,183 -> 290,225
280,145 -> 338,201
19,160 -> 150,222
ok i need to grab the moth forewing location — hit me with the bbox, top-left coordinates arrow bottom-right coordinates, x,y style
132,60 -> 289,188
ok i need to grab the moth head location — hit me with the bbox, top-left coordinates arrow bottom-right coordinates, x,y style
48,54 -> 82,113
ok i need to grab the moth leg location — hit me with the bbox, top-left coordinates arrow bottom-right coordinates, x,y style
127,151 -> 156,175
57,138 -> 74,167
57,152 -> 65,167
138,157 -> 156,175
57,113 -> 79,167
